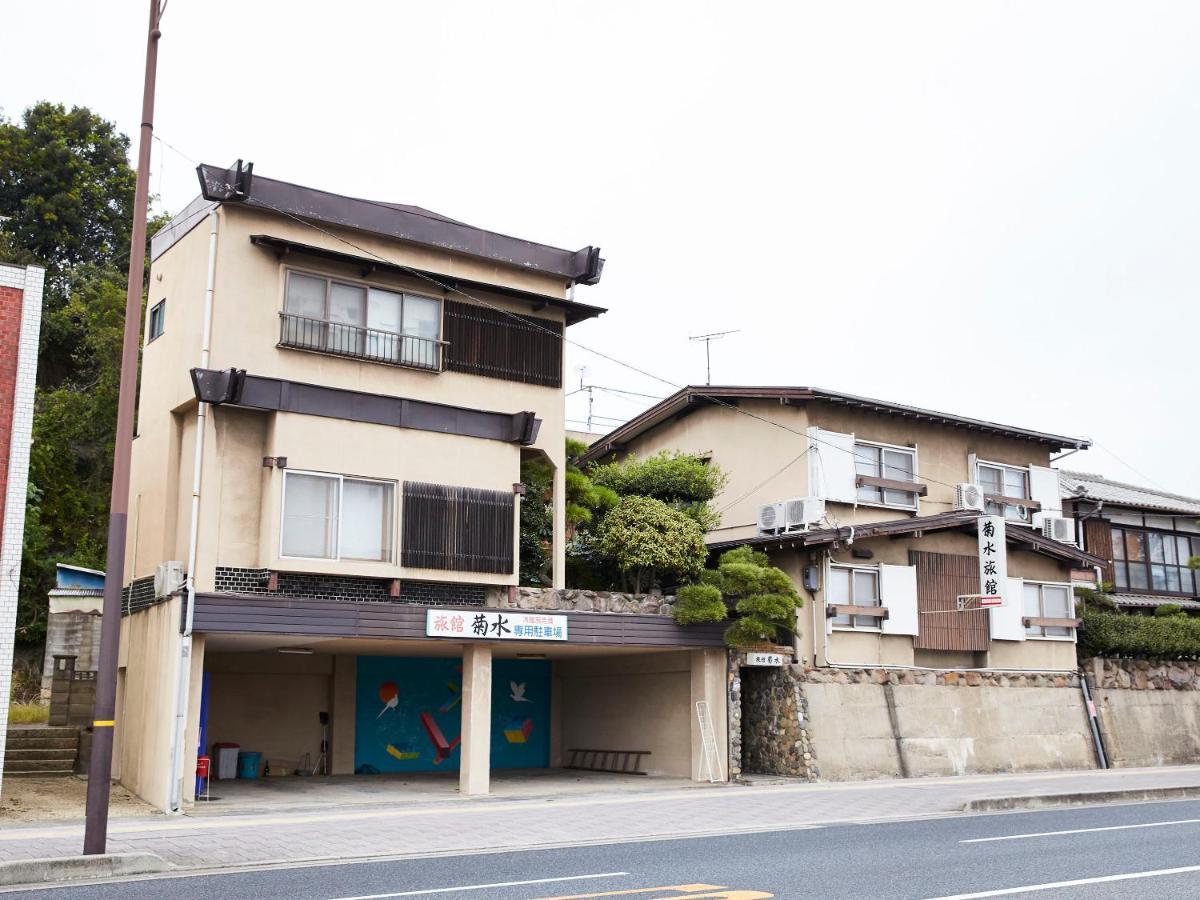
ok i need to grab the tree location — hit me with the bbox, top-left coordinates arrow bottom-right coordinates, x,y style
0,103 -> 151,645
0,103 -> 136,286
671,546 -> 803,648
596,496 -> 707,593
590,451 -> 726,531
518,439 -> 617,586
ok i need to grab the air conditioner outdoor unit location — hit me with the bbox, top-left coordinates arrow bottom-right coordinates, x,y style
154,560 -> 185,598
1040,516 -> 1076,543
757,502 -> 787,534
954,483 -> 987,512
784,497 -> 825,530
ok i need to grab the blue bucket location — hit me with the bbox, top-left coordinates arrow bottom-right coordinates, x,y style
237,751 -> 262,779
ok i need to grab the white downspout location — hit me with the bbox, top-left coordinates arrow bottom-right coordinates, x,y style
167,208 -> 218,812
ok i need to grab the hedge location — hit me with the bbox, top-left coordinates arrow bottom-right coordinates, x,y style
1078,608 -> 1200,660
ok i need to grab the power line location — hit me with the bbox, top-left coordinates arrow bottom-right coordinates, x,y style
175,143 -> 1063,502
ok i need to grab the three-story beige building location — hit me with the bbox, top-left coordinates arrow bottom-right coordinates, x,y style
116,165 -> 728,811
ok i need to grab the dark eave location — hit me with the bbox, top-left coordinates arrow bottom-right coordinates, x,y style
249,234 -> 604,326
190,368 -> 540,445
708,510 -> 1107,568
579,386 -> 1090,463
193,164 -> 605,285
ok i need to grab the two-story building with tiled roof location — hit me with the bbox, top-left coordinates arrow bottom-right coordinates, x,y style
1061,471 -> 1200,614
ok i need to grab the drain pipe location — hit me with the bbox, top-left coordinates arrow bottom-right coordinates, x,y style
167,208 -> 219,812
1079,664 -> 1109,769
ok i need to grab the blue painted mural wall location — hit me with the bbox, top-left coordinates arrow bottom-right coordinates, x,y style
354,656 -> 551,773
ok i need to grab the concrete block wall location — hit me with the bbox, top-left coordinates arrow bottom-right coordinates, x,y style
1088,658 -> 1200,768
0,264 -> 44,796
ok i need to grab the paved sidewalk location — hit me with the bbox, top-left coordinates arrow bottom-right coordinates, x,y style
1,766 -> 1199,872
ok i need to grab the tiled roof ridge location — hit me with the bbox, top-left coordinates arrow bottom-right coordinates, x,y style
1060,469 -> 1200,506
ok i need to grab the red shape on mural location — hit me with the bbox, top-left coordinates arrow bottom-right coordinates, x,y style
419,711 -> 461,764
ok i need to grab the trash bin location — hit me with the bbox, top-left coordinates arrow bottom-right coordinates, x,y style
213,742 -> 240,780
238,751 -> 262,779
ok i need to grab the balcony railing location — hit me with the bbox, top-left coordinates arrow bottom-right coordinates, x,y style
278,312 -> 446,372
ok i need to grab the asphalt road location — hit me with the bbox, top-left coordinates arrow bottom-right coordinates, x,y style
9,799 -> 1200,899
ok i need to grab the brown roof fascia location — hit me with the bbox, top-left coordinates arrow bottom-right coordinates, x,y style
249,234 -> 605,326
709,511 -> 1106,567
579,386 -> 1088,464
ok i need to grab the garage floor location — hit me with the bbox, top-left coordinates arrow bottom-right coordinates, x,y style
188,768 -> 719,816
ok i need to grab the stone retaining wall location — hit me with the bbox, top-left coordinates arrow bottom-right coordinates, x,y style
1086,657 -> 1200,691
490,586 -> 676,616
738,663 -> 819,781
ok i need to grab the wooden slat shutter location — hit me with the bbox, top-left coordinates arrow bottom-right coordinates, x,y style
442,300 -> 563,387
1082,518 -> 1115,584
402,482 -> 515,574
910,550 -> 989,652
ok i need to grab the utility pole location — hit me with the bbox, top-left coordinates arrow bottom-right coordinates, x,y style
84,0 -> 164,856
689,330 -> 739,386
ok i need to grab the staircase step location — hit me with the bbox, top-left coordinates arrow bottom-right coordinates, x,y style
4,758 -> 77,774
5,768 -> 75,777
7,725 -> 80,739
4,734 -> 78,750
5,748 -> 77,761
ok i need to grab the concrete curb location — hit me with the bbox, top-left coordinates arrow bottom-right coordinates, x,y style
0,852 -> 167,887
964,785 -> 1200,812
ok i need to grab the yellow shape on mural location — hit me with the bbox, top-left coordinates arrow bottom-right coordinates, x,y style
385,744 -> 419,761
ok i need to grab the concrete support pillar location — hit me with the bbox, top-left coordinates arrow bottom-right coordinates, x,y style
551,463 -> 566,589
689,649 -> 730,782
459,643 -> 493,795
331,655 -> 357,775
182,634 -> 205,804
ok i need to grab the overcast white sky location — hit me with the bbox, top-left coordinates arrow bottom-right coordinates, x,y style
5,1 -> 1199,495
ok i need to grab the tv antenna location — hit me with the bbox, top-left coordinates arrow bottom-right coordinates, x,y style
689,330 -> 739,385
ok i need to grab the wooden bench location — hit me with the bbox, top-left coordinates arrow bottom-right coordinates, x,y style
566,748 -> 651,775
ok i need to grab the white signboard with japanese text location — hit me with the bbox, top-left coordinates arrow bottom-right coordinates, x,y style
744,652 -> 786,667
425,609 -> 568,642
977,515 -> 1008,606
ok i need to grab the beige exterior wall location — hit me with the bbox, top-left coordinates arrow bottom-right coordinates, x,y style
128,203 -> 573,590
557,652 -> 692,777
614,402 -> 1078,673
115,597 -> 184,810
777,531 -> 1078,672
204,650 -> 334,775
615,400 -> 1056,544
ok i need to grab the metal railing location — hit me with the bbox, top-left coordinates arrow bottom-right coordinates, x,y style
278,312 -> 446,372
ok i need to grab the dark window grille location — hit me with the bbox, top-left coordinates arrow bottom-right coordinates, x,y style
442,300 -> 562,387
279,312 -> 444,371
402,481 -> 515,574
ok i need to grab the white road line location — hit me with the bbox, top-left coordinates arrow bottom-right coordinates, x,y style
925,864 -> 1200,899
328,871 -> 629,899
959,817 -> 1200,843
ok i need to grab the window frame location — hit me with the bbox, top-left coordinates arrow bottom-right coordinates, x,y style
1022,580 -> 1076,641
828,563 -> 883,631
853,438 -> 920,511
279,468 -> 397,564
976,460 -> 1032,523
147,299 -> 166,343
1111,524 -> 1199,597
281,266 -> 445,365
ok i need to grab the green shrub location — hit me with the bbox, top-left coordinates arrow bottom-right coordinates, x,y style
670,545 -> 802,647
674,583 -> 727,625
597,495 -> 708,593
1154,603 -> 1187,618
1079,608 -> 1200,660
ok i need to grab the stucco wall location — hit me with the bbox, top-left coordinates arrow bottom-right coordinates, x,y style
774,665 -> 1095,782
557,652 -> 693,778
1089,658 -> 1200,768
204,651 -> 334,775
116,598 -> 184,809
